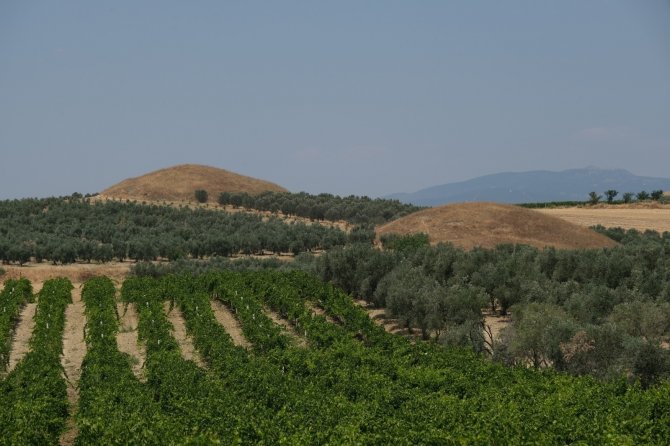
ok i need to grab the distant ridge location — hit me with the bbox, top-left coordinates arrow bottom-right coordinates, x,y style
376,202 -> 617,250
386,167 -> 670,206
100,164 -> 287,203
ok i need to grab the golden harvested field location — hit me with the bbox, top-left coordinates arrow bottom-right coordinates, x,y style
537,204 -> 670,233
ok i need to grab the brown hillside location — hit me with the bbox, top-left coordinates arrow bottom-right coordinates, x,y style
376,202 -> 617,250
99,164 -> 287,202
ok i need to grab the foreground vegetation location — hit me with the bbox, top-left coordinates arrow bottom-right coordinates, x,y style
4,273 -> 669,444
0,278 -> 71,444
134,227 -> 670,386
2,194 -> 670,443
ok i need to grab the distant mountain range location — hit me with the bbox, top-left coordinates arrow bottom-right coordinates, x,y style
386,167 -> 670,206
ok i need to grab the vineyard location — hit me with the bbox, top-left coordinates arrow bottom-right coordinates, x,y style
0,272 -> 668,444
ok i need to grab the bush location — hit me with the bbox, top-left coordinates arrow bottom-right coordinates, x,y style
194,189 -> 208,203
380,233 -> 430,252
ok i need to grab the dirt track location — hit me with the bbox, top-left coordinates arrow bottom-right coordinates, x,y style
163,301 -> 205,367
6,301 -> 37,373
264,307 -> 308,347
60,286 -> 86,446
117,302 -> 146,380
210,299 -> 251,348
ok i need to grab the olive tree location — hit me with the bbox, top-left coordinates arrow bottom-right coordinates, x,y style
604,189 -> 618,203
194,189 -> 208,203
588,191 -> 601,205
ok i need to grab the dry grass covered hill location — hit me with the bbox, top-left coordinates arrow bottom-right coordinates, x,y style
99,164 -> 287,203
376,202 -> 617,250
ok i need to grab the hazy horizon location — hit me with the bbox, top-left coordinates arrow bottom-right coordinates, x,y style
2,1 -> 669,199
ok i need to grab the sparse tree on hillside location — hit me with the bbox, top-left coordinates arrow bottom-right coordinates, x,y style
622,192 -> 635,204
637,191 -> 650,201
218,192 -> 231,206
651,190 -> 664,201
195,189 -> 208,203
588,191 -> 601,205
604,190 -> 618,204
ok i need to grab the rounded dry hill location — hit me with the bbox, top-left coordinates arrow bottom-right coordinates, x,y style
376,202 -> 617,250
99,164 -> 287,202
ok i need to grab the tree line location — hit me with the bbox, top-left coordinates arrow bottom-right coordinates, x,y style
216,190 -> 423,224
0,197 -> 351,264
588,189 -> 666,205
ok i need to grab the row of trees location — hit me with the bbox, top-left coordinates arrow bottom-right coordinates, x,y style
588,189 -> 665,204
310,229 -> 670,385
0,197 -> 351,264
217,190 -> 422,224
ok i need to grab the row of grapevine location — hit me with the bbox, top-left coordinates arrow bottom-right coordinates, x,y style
0,278 -> 32,370
193,271 -> 670,444
4,274 -> 667,444
0,278 -> 71,445
76,277 -> 177,445
122,276 -> 291,443
167,274 -> 366,443
123,277 -> 246,442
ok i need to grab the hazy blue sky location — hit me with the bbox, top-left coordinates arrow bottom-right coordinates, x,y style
1,1 -> 669,198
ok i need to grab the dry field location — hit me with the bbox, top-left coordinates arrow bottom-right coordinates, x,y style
536,203 -> 670,233
1,261 -> 131,287
376,202 -> 616,250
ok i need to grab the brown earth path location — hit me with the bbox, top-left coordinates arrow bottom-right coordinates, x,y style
5,300 -> 37,374
59,285 -> 87,446
483,312 -> 512,342
163,301 -> 206,367
116,302 -> 146,380
353,299 -> 408,336
210,299 -> 251,348
263,307 -> 308,347
305,302 -> 339,325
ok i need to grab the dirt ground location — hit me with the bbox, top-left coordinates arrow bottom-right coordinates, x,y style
305,302 -> 338,325
353,299 -> 415,338
163,301 -> 206,367
263,307 -> 308,347
483,311 -> 512,343
6,301 -> 37,374
537,204 -> 670,233
210,299 -> 251,348
59,286 -> 86,446
1,262 -> 131,286
116,302 -> 146,380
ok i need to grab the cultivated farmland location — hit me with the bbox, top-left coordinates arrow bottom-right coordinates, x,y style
1,272 -> 670,444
